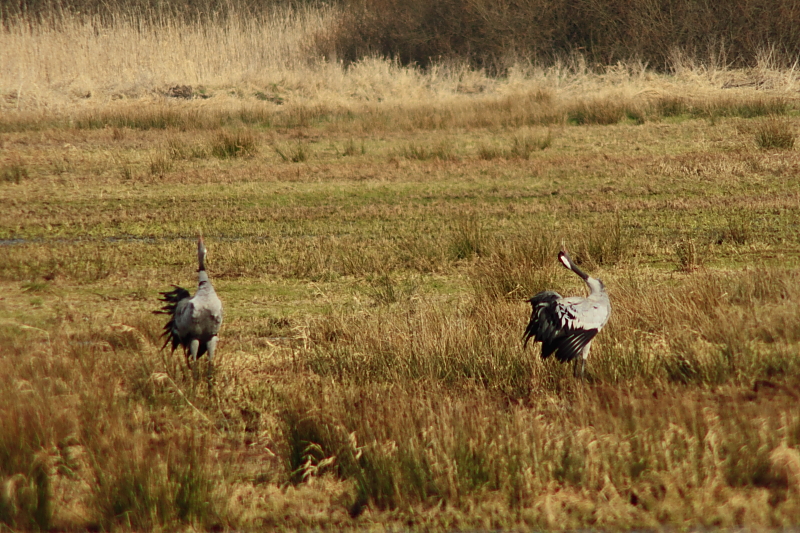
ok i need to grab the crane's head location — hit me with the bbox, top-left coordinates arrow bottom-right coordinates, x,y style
197,235 -> 207,271
559,247 -> 605,294
558,247 -> 589,281
557,248 -> 573,271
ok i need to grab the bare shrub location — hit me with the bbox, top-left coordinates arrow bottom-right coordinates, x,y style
325,0 -> 800,71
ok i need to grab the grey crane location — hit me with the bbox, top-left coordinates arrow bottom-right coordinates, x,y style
156,236 -> 224,379
523,249 -> 611,379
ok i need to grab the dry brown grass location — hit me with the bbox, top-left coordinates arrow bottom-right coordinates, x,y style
3,12 -> 800,529
4,5 -> 800,133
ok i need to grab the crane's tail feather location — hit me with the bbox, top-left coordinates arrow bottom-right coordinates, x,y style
522,319 -> 537,348
154,285 -> 191,352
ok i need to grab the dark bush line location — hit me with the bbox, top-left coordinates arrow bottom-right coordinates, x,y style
323,0 -> 800,72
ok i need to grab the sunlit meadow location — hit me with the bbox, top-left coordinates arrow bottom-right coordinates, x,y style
2,3 -> 800,530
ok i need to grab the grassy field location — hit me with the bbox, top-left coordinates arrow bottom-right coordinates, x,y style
3,12 -> 800,529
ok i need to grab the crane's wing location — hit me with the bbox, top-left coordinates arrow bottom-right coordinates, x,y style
524,294 -> 604,362
549,328 -> 598,363
523,291 -> 561,348
155,285 -> 192,352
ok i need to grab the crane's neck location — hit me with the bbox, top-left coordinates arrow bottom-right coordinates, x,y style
584,276 -> 606,298
559,251 -> 605,298
569,262 -> 590,282
197,248 -> 206,272
197,270 -> 217,296
197,236 -> 207,272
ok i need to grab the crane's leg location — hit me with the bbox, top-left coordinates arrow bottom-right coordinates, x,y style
188,339 -> 200,380
206,336 -> 218,386
572,358 -> 586,380
577,344 -> 592,382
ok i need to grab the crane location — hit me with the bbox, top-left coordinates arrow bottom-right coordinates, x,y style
523,248 -> 611,379
156,236 -> 224,379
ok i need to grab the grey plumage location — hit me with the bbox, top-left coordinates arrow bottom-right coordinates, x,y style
523,249 -> 610,378
156,236 -> 223,376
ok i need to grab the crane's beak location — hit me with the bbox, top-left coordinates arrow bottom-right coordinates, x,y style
558,248 -> 573,269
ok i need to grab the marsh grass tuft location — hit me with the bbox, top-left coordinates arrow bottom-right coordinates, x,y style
399,140 -> 457,161
676,238 -> 701,272
211,130 -> 258,159
653,95 -> 689,117
1,160 -> 29,184
449,214 -> 486,260
476,143 -> 503,160
754,117 -> 795,149
111,127 -> 126,141
568,214 -> 628,268
149,150 -> 173,177
277,373 -> 800,526
361,273 -> 419,305
340,138 -> 366,156
274,142 -> 311,162
722,214 -> 753,245
512,129 -> 552,156
21,280 -> 50,293
477,129 -> 552,160
698,96 -> 789,120
470,232 -> 559,300
120,165 -> 134,180
567,98 -> 630,125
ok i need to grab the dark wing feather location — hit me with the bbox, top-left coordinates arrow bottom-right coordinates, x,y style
551,329 -> 598,362
154,285 -> 192,352
523,291 -> 600,362
523,291 -> 562,348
